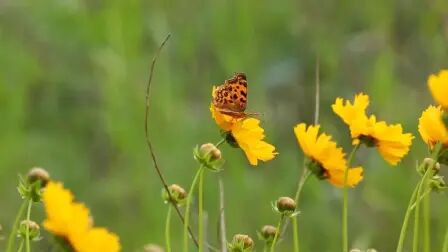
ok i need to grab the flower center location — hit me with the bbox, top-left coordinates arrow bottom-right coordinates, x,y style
306,158 -> 329,180
358,135 -> 377,147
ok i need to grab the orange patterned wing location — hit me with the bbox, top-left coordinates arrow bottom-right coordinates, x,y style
212,73 -> 248,117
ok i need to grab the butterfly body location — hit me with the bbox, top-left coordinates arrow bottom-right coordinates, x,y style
213,73 -> 248,117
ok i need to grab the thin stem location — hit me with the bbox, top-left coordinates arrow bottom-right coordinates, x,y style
215,138 -> 226,148
25,200 -> 32,252
442,226 -> 448,252
292,216 -> 299,252
423,194 -> 430,252
6,200 -> 27,252
294,166 -> 311,204
183,167 -> 204,252
280,161 -> 311,238
410,188 -> 432,210
396,185 -> 420,252
165,205 -> 172,252
144,35 -> 210,250
342,144 -> 360,252
270,215 -> 285,252
413,166 -> 433,252
263,244 -> 269,252
17,240 -> 24,252
313,55 -> 320,125
218,176 -> 227,252
198,169 -> 205,252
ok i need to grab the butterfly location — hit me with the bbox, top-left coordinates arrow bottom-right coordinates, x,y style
212,72 -> 249,118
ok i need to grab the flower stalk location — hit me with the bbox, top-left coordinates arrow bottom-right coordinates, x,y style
165,205 -> 172,252
270,215 -> 285,252
183,166 -> 204,252
292,216 -> 299,252
25,199 -> 32,252
342,144 -> 360,252
6,200 -> 27,252
198,168 -> 205,252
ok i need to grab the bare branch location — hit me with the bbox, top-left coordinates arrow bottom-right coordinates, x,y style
144,34 -> 202,247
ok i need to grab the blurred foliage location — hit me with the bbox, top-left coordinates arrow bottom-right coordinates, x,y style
1,0 -> 448,251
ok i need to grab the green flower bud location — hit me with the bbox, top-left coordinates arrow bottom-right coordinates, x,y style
258,225 -> 277,243
228,234 -> 254,252
143,244 -> 165,252
19,220 -> 40,241
162,184 -> 187,205
200,143 -> 222,161
27,167 -> 50,187
429,175 -> 447,192
193,143 -> 225,171
277,197 -> 296,212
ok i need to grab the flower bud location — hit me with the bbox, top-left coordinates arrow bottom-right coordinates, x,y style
258,225 -> 277,243
27,167 -> 50,187
228,234 -> 254,251
162,184 -> 187,205
277,197 -> 296,213
143,244 -> 165,252
200,143 -> 222,161
366,249 -> 378,252
19,220 -> 40,240
429,175 -> 447,192
349,250 -> 361,252
422,158 -> 441,174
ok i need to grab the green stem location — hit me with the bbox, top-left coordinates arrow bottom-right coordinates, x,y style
442,226 -> 448,252
25,200 -> 32,252
215,138 -> 226,147
413,166 -> 433,252
165,205 -> 172,252
17,240 -> 24,252
270,215 -> 285,252
423,193 -> 430,252
6,200 -> 27,252
410,189 -> 432,210
198,169 -> 205,252
292,216 -> 299,252
342,144 -> 360,252
396,185 -> 420,252
294,162 -> 311,204
183,166 -> 204,252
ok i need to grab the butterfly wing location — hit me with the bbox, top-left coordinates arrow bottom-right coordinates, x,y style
212,73 -> 248,115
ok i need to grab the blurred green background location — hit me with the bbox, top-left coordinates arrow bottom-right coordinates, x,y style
1,0 -> 448,251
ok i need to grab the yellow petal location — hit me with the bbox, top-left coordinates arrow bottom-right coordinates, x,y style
418,105 -> 448,147
428,70 -> 448,109
232,118 -> 277,165
327,167 -> 364,187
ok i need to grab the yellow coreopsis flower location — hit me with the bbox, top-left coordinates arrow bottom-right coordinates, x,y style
332,93 -> 414,166
232,118 -> 277,165
418,105 -> 448,147
293,123 -> 363,187
428,70 -> 448,109
43,182 -> 91,241
43,181 -> 121,252
210,104 -> 277,166
73,228 -> 121,252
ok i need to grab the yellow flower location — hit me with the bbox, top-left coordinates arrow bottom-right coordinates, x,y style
418,105 -> 448,147
73,228 -> 121,252
210,99 -> 277,166
332,93 -> 414,166
428,70 -> 448,109
42,181 -> 121,252
210,104 -> 240,132
293,123 -> 363,187
42,182 -> 91,241
232,118 -> 277,165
